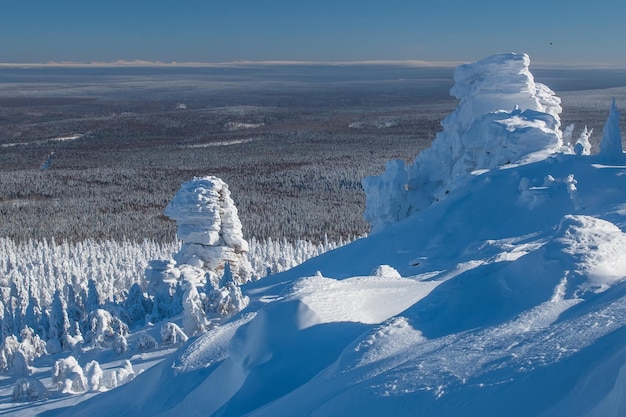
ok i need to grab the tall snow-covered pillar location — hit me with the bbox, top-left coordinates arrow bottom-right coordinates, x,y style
164,176 -> 252,285
599,99 -> 624,163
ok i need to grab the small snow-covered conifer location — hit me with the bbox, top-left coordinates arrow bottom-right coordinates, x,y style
49,290 -> 70,352
136,332 -> 158,352
124,283 -> 152,327
52,356 -> 87,393
84,360 -> 104,391
84,309 -> 129,351
12,377 -> 49,401
574,126 -> 593,156
160,322 -> 188,345
599,99 -> 623,162
182,280 -> 210,337
86,279 -> 101,313
115,360 -> 135,385
11,351 -> 32,377
0,335 -> 19,372
23,291 -> 42,335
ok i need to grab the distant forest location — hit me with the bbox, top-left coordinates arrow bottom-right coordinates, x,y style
1,65 -> 624,243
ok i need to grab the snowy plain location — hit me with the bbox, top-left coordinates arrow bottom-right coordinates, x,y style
2,53 -> 626,416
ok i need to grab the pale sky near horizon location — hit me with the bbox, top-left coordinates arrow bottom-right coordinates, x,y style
2,0 -> 626,66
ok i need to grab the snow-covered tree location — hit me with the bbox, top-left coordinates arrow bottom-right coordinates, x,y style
0,335 -> 20,372
115,360 -> 135,386
160,322 -> 188,345
599,99 -> 623,162
202,262 -> 249,318
136,332 -> 158,352
574,126 -> 593,156
113,334 -> 129,355
11,350 -> 32,377
2,302 -> 16,340
23,291 -> 42,336
18,326 -> 47,364
48,290 -> 70,353
52,356 -> 87,393
64,284 -> 85,329
181,280 -> 211,337
37,308 -> 50,342
84,360 -> 104,391
12,377 -> 49,401
84,309 -> 128,352
86,279 -> 101,313
145,259 -> 179,323
124,283 -> 152,327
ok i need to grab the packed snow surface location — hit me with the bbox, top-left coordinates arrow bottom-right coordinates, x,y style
34,53 -> 626,416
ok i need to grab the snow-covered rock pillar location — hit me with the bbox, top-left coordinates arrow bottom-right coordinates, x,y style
145,176 -> 252,326
164,176 -> 252,285
363,53 -> 564,232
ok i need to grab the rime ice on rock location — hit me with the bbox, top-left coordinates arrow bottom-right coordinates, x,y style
164,176 -> 252,284
145,176 -> 251,327
363,53 -> 564,232
598,99 -> 623,163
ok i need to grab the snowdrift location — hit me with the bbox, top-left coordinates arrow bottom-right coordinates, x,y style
54,53 -> 626,417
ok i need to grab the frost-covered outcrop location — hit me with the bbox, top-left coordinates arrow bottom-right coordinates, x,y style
164,176 -> 252,284
146,176 -> 251,329
363,53 -> 564,232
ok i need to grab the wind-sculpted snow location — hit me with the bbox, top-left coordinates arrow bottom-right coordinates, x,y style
363,53 -> 563,232
56,152 -> 626,417
34,54 -> 626,417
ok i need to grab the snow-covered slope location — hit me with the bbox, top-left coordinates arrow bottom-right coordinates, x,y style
51,53 -> 626,417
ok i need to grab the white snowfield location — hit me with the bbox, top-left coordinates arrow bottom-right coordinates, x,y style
42,53 -> 626,416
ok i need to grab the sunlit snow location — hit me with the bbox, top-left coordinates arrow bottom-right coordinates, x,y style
4,52 -> 626,417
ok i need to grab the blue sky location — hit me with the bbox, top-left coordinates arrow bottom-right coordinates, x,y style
2,0 -> 626,66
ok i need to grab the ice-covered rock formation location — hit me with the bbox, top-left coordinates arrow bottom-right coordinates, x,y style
164,176 -> 252,284
145,176 -> 251,326
363,53 -> 564,232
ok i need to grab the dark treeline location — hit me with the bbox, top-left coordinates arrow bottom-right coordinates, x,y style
1,67 -> 622,243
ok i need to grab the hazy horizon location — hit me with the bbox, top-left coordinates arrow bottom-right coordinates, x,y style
3,1 -> 626,66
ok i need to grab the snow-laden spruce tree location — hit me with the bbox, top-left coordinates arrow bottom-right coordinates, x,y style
204,263 -> 249,318
83,309 -> 129,353
83,360 -> 104,391
47,290 -> 70,354
12,377 -> 49,401
124,283 -> 152,327
599,99 -> 623,163
574,126 -> 593,156
52,356 -> 87,393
